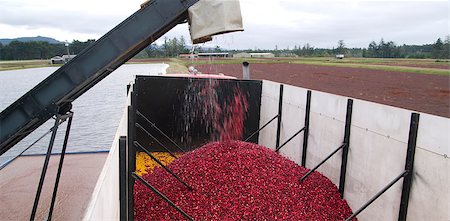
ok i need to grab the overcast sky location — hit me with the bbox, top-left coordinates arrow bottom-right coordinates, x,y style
0,0 -> 448,49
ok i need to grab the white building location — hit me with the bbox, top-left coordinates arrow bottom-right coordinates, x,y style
233,52 -> 275,58
336,54 -> 345,59
198,52 -> 229,57
62,54 -> 76,62
233,52 -> 251,58
50,56 -> 65,64
249,53 -> 275,58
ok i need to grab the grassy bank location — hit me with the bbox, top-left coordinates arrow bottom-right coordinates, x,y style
0,60 -> 59,71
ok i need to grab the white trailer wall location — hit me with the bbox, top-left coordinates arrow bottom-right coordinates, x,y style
258,80 -> 449,221
83,93 -> 130,220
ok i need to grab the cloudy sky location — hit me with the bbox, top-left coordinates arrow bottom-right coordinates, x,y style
0,0 -> 448,49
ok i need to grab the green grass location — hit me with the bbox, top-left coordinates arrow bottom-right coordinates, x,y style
0,60 -> 60,71
289,60 -> 450,75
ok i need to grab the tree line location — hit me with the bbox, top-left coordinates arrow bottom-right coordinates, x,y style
255,37 -> 449,59
0,36 -> 449,60
0,40 -> 95,60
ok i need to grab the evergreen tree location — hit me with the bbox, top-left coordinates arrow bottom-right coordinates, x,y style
336,40 -> 347,55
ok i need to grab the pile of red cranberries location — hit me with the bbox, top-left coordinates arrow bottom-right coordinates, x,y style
134,140 -> 355,220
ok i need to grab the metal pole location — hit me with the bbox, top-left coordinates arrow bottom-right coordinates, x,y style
132,173 -> 195,221
65,41 -> 70,56
301,90 -> 311,167
47,112 -> 73,221
134,141 -> 192,190
119,136 -> 127,221
339,99 -> 353,198
242,61 -> 250,80
30,115 -> 61,221
346,170 -> 408,221
299,144 -> 345,182
275,84 -> 284,149
127,99 -> 135,220
398,113 -> 419,221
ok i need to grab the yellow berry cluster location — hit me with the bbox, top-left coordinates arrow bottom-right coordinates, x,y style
135,151 -> 180,176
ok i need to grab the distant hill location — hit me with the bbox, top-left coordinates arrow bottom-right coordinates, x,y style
0,36 -> 62,45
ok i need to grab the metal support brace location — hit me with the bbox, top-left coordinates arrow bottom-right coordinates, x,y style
301,90 -> 312,167
30,114 -> 62,220
134,141 -> 192,190
275,84 -> 283,149
275,127 -> 305,152
346,170 -> 408,221
299,144 -> 345,182
119,136 -> 127,221
132,173 -> 195,221
398,113 -> 419,221
136,123 -> 179,159
244,115 -> 278,142
136,110 -> 186,153
345,113 -> 419,221
0,120 -> 65,171
47,112 -> 74,221
339,99 -> 353,197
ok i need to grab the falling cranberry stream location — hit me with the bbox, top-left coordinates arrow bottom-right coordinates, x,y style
181,79 -> 248,144
134,141 -> 356,220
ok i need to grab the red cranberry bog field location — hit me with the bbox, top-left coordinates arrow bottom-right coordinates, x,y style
190,57 -> 450,118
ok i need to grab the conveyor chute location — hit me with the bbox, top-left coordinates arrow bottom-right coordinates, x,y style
0,0 -> 202,154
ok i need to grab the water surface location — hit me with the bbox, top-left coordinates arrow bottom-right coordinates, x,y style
0,64 -> 168,165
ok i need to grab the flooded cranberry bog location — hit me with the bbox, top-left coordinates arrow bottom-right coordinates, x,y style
85,75 -> 448,221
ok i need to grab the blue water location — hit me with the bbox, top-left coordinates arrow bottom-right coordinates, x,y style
0,63 -> 168,165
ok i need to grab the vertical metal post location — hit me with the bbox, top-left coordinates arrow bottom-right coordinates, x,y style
119,136 -> 127,221
275,84 -> 284,149
127,90 -> 136,221
339,99 -> 353,198
242,61 -> 250,80
48,113 -> 73,221
30,115 -> 61,220
301,90 -> 311,167
398,113 -> 419,221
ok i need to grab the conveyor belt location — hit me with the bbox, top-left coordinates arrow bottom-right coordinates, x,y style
0,0 -> 200,155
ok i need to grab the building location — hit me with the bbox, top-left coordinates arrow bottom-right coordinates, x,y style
233,52 -> 275,58
50,56 -> 65,64
233,52 -> 251,58
179,54 -> 199,59
249,53 -> 275,58
50,55 -> 76,64
62,54 -> 76,62
336,54 -> 345,59
198,52 -> 229,57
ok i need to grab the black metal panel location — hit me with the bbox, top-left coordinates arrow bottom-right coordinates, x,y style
134,76 -> 262,152
0,0 -> 200,155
